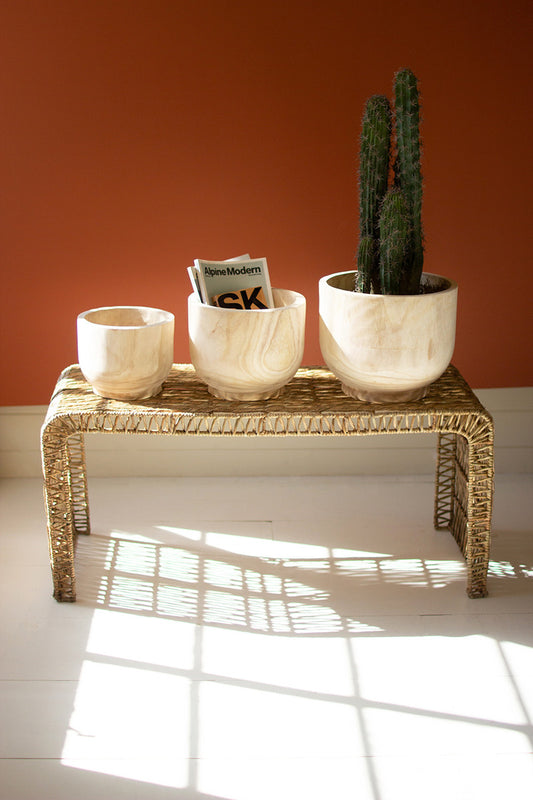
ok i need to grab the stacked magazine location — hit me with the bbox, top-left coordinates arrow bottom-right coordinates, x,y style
188,254 -> 274,309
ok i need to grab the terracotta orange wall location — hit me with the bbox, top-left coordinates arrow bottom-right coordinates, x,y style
1,0 -> 532,405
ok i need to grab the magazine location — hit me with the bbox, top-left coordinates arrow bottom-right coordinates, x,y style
187,265 -> 203,301
189,255 -> 274,309
187,254 -> 251,303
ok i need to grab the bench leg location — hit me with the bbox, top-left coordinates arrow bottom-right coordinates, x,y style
434,431 -> 457,530
41,424 -> 78,601
434,422 -> 494,599
66,432 -> 90,535
461,419 -> 495,599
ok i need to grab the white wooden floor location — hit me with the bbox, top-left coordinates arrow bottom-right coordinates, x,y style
1,474 -> 532,799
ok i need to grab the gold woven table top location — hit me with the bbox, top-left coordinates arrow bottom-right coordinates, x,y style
43,364 -> 491,438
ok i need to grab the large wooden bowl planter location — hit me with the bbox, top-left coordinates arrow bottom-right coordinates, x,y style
319,271 -> 458,403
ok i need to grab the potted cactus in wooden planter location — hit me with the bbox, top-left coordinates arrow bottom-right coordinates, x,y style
319,69 -> 457,402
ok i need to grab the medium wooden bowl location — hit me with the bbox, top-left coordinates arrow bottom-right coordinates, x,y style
188,288 -> 306,400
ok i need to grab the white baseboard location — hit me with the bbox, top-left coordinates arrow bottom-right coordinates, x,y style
1,387 -> 531,478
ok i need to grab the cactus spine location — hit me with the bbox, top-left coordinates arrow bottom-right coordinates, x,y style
356,69 -> 424,295
356,95 -> 392,293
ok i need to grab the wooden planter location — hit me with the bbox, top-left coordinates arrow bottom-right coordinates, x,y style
77,306 -> 174,401
319,271 -> 458,403
188,288 -> 306,400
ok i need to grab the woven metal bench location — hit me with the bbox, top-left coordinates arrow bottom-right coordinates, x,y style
41,363 -> 494,601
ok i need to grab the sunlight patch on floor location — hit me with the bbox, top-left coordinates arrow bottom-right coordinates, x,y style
58,512 -> 533,797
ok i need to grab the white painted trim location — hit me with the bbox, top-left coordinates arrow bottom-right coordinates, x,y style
1,387 -> 531,478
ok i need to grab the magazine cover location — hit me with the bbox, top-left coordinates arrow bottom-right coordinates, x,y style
193,256 -> 274,309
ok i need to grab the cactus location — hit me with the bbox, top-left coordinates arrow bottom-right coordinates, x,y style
379,187 -> 413,294
394,68 -> 424,292
356,235 -> 375,293
357,95 -> 391,292
356,69 -> 424,295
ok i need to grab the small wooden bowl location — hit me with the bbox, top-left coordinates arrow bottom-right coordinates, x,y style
77,306 -> 174,401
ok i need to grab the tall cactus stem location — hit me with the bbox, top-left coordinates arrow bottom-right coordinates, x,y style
357,95 -> 392,291
394,68 -> 424,293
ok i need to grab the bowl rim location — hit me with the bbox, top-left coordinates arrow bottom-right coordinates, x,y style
188,287 -> 306,313
319,270 -> 458,298
78,305 -> 175,329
